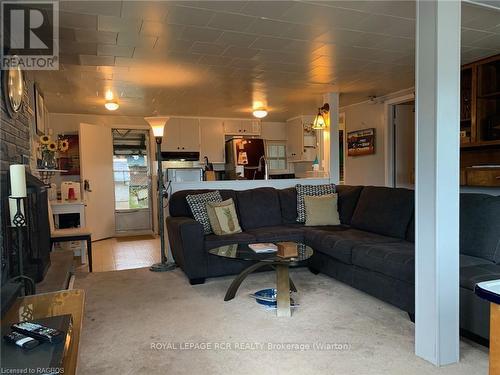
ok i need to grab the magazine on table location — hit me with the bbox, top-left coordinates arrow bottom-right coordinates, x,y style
248,243 -> 277,253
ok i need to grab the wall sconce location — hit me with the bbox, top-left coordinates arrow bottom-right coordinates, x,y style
312,103 -> 330,130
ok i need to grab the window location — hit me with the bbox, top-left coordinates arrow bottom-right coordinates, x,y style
266,141 -> 287,172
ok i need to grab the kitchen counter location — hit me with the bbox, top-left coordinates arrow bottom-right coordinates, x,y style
168,177 -> 332,194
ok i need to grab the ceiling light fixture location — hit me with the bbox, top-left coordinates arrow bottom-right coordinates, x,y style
312,103 -> 330,130
105,100 -> 119,111
252,108 -> 268,119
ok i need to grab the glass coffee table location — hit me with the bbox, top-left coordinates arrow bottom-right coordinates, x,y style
209,242 -> 313,317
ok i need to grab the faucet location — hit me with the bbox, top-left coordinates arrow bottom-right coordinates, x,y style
258,155 -> 269,180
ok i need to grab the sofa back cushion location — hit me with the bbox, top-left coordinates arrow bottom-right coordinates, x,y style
460,193 -> 500,263
236,187 -> 282,230
350,186 -> 414,239
169,189 -> 238,218
278,187 -> 297,224
336,185 -> 363,225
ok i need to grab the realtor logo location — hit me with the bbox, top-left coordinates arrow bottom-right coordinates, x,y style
1,1 -> 59,70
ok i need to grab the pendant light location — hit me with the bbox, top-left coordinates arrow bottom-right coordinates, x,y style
312,103 -> 330,130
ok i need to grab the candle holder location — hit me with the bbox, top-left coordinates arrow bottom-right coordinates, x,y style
9,197 -> 36,296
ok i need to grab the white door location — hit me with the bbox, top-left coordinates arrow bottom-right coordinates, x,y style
79,123 -> 115,240
394,103 -> 415,188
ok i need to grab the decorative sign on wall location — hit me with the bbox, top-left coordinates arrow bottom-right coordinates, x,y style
347,128 -> 375,156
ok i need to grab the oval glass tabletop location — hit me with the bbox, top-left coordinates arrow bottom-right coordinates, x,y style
208,242 -> 313,263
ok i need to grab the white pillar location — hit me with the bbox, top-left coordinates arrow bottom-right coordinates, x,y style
415,0 -> 460,366
322,92 -> 340,183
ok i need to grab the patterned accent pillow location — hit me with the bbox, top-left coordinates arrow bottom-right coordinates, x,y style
296,183 -> 336,223
186,191 -> 223,234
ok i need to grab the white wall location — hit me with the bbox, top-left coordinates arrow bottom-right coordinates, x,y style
48,113 -> 149,134
342,102 -> 386,186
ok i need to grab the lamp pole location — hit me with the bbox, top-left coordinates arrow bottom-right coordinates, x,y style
145,116 -> 175,272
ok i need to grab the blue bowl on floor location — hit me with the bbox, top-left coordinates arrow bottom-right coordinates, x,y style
253,288 -> 278,306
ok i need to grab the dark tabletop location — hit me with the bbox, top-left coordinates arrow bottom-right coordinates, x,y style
208,242 -> 313,264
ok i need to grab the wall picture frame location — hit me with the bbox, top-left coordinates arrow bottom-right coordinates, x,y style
347,128 -> 375,156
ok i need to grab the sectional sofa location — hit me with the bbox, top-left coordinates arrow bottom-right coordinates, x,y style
166,185 -> 500,341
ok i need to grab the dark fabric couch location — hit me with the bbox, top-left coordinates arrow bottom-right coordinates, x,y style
166,185 -> 500,341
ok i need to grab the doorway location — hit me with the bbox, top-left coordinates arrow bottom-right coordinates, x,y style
112,129 -> 153,235
392,101 -> 415,188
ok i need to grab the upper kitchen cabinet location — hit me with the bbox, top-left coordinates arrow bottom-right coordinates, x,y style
286,116 -> 317,162
161,118 -> 200,152
199,119 -> 225,164
223,119 -> 261,135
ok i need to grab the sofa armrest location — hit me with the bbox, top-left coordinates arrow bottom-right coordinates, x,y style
166,216 -> 206,279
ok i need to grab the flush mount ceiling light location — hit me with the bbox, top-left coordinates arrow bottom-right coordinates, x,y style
252,108 -> 268,119
312,103 -> 330,130
105,100 -> 119,111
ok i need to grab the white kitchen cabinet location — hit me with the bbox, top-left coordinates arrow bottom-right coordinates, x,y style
286,116 -> 316,162
223,119 -> 261,135
199,119 -> 225,163
161,118 -> 200,152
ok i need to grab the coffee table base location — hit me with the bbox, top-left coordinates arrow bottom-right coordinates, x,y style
224,261 -> 297,317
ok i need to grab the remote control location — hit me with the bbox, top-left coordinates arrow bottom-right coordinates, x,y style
11,321 -> 64,344
4,331 -> 40,349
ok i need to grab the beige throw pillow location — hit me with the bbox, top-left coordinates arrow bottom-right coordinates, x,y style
206,198 -> 242,235
304,194 -> 341,226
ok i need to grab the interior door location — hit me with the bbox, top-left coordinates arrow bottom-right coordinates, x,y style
394,103 -> 415,188
79,123 -> 115,240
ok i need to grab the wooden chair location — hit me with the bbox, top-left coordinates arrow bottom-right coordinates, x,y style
48,201 -> 93,272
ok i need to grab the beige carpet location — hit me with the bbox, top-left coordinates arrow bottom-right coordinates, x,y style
74,267 -> 488,375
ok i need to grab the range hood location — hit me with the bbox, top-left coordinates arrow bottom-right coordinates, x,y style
160,151 -> 200,161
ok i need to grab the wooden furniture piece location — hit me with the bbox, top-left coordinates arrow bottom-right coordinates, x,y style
1,289 -> 85,374
50,200 -> 88,265
475,280 -> 500,375
48,202 -> 93,272
460,54 -> 500,186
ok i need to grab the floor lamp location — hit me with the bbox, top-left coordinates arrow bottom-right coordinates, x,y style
145,116 -> 176,272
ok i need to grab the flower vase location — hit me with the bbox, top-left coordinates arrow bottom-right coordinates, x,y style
41,150 -> 57,169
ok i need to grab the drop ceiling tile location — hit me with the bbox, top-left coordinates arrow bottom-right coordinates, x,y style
59,28 -> 76,41
60,40 -> 97,55
180,26 -> 223,42
97,44 -> 134,58
471,33 -> 500,50
190,42 -> 226,55
250,36 -> 292,50
155,38 -> 194,52
182,1 -> 247,13
198,55 -> 234,66
75,30 -> 118,44
284,23 -> 331,41
461,28 -> 495,46
59,12 -> 97,30
60,1 -> 121,17
79,55 -> 115,66
166,6 -> 214,26
117,33 -> 157,48
373,36 -> 415,52
98,15 -> 142,33
115,57 -> 139,67
121,1 -> 170,21
207,13 -> 255,32
228,58 -> 259,69
368,1 -> 415,19
223,46 -> 259,59
462,3 -> 500,31
59,54 -> 80,65
239,1 -> 295,18
245,18 -> 292,37
215,31 -> 257,47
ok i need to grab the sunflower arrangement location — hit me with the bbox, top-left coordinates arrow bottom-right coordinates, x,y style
38,134 -> 69,169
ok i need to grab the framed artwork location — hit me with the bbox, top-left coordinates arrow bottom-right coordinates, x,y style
347,128 -> 375,156
34,85 -> 45,135
59,134 -> 80,175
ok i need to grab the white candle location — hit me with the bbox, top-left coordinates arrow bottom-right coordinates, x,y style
10,164 -> 27,198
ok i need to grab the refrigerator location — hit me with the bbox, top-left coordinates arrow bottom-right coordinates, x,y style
225,138 -> 266,180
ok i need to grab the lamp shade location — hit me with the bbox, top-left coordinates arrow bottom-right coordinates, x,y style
312,112 -> 326,130
144,116 -> 170,138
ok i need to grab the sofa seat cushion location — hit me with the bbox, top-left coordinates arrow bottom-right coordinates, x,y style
305,228 -> 399,265
352,241 -> 415,283
246,226 -> 305,242
351,186 -> 414,239
204,232 -> 256,250
236,188 -> 282,230
460,254 -> 494,268
460,263 -> 500,291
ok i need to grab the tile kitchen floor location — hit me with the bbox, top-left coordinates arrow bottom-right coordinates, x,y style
76,235 -> 160,272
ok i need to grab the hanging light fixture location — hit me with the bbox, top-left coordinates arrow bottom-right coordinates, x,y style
104,89 -> 119,111
312,103 -> 330,130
